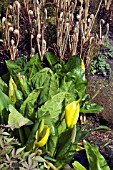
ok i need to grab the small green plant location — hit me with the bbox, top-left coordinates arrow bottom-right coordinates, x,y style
91,37 -> 113,77
90,53 -> 111,77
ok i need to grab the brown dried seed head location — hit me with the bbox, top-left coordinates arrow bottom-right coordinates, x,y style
14,29 -> 19,35
14,1 -> 21,8
8,27 -> 14,32
37,34 -> 41,39
28,10 -> 34,16
11,39 -> 15,45
8,5 -> 13,10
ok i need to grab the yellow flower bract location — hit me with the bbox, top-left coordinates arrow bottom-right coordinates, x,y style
36,125 -> 50,147
65,101 -> 80,128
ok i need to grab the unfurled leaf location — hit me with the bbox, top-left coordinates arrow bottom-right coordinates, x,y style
72,161 -> 87,170
37,92 -> 68,124
84,140 -> 110,170
80,101 -> 104,113
8,105 -> 33,129
9,76 -> 17,104
35,125 -> 50,147
65,101 -> 80,128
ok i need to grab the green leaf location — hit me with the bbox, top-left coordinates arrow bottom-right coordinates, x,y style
80,101 -> 104,113
46,52 -> 59,67
8,105 -> 33,129
15,56 -> 27,69
30,68 -> 52,89
48,74 -> 59,97
25,121 -> 39,151
66,68 -> 87,98
0,89 -> 13,112
94,125 -> 110,131
84,140 -> 110,170
65,55 -> 82,72
55,126 -> 77,168
6,60 -> 23,84
15,89 -> 23,108
0,77 -> 8,94
47,125 -> 58,157
39,73 -> 59,106
20,89 -> 41,120
37,92 -> 68,124
55,133 -> 77,169
72,161 -> 87,170
24,53 -> 43,79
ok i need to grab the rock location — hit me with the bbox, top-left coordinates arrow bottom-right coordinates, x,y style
86,67 -> 113,123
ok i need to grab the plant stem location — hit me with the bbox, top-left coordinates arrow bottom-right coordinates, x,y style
18,128 -> 25,146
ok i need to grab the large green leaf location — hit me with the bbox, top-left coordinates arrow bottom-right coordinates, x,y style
65,55 -> 82,72
54,128 -> 77,169
8,105 -> 33,129
39,73 -> 59,106
84,140 -> 110,170
37,92 -> 68,124
20,89 -> 41,120
55,128 -> 72,160
66,68 -> 87,98
80,101 -> 104,113
30,68 -> 52,89
0,89 -> 13,113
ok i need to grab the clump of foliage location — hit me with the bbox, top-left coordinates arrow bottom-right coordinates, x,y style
0,52 -> 109,169
90,37 -> 113,77
90,53 -> 111,77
